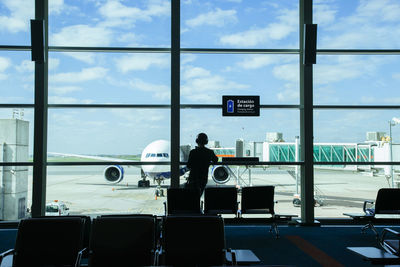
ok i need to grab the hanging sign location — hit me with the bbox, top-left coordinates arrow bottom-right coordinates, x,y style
222,95 -> 260,116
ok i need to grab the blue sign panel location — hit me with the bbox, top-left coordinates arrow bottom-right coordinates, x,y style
222,96 -> 260,116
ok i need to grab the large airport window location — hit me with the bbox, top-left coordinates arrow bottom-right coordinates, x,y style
48,52 -> 171,104
314,55 -> 400,105
49,0 -> 171,48
45,165 -> 166,216
0,108 -> 33,163
47,108 -> 170,158
0,0 -> 34,45
181,0 -> 299,49
314,0 -> 400,49
0,51 -> 34,104
181,108 -> 300,150
180,54 -> 299,105
1,166 -> 32,220
313,165 -> 393,218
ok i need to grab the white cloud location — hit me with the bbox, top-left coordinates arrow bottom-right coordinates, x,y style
0,57 -> 11,72
115,54 -> 169,73
237,55 -> 278,69
49,58 -> 60,71
0,0 -> 34,33
15,60 -> 34,73
185,8 -> 237,28
181,65 -> 249,102
51,86 -> 82,95
98,0 -> 170,28
313,3 -> 337,26
219,8 -> 297,46
49,0 -> 66,15
277,88 -> 298,102
51,24 -> 113,47
393,73 -> 400,80
0,57 -> 11,80
320,0 -> 400,48
272,64 -> 299,83
48,96 -> 94,104
128,78 -> 169,100
182,66 -> 210,80
50,67 -> 108,83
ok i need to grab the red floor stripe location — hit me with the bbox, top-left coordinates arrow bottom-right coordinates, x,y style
286,235 -> 345,267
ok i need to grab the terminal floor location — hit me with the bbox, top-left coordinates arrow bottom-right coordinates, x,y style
1,224 -> 399,266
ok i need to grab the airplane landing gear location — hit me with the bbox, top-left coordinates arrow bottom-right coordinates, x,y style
155,188 -> 165,197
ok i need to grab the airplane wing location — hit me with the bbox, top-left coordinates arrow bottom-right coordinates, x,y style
48,152 -> 138,163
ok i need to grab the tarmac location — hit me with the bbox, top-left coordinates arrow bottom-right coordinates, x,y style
27,165 -> 391,218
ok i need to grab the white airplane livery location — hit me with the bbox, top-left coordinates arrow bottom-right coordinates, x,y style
49,139 -> 190,196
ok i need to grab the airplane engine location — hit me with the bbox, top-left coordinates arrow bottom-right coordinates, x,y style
104,165 -> 124,184
212,165 -> 230,184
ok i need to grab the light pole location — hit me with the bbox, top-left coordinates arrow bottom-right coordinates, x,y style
389,117 -> 400,188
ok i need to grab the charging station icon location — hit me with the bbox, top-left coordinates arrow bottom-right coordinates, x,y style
227,100 -> 234,113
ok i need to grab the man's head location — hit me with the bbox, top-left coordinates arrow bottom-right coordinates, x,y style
196,133 -> 208,146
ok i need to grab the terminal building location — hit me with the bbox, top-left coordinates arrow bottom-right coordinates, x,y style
1,0 -> 400,266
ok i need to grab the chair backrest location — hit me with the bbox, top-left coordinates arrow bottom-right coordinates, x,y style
163,215 -> 225,266
204,186 -> 238,215
13,217 -> 85,267
375,188 -> 400,214
167,187 -> 202,215
40,215 -> 91,257
241,186 -> 275,215
88,215 -> 156,267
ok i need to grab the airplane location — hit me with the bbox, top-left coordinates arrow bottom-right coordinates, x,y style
49,140 -> 190,197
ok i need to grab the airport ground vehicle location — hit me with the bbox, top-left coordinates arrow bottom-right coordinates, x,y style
45,201 -> 70,216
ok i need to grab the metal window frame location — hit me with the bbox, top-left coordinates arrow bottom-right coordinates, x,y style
2,0 -> 400,221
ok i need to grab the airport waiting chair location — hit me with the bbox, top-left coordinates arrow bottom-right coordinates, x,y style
88,215 -> 157,267
380,228 -> 400,256
204,186 -> 239,216
164,187 -> 202,215
162,215 -> 226,266
344,188 -> 400,237
40,215 -> 92,258
240,185 -> 280,237
0,217 -> 86,267
347,227 -> 400,265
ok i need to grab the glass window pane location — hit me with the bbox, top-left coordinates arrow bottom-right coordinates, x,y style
314,110 -> 400,164
48,108 -> 170,156
49,1 -> 171,47
314,55 -> 400,105
314,0 -> 400,49
181,109 -> 299,149
1,166 -> 32,221
48,52 -> 170,104
0,108 -> 33,162
314,165 -> 396,218
182,0 -> 299,49
181,54 -> 299,105
46,165 -> 166,216
0,51 -> 34,104
0,0 -> 34,45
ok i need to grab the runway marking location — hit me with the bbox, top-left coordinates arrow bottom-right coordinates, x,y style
286,235 -> 345,267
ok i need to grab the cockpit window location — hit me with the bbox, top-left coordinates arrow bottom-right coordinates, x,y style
163,153 -> 169,158
151,154 -> 156,157
146,153 -> 150,158
157,153 -> 162,157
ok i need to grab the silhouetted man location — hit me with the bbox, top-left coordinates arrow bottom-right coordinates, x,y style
186,133 -> 218,197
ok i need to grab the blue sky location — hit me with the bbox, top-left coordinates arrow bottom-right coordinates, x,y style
1,0 -> 400,155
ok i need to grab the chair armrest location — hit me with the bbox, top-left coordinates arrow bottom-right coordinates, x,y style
163,201 -> 167,216
0,249 -> 14,264
225,248 -> 237,265
363,200 -> 374,214
380,228 -> 400,245
75,247 -> 87,267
